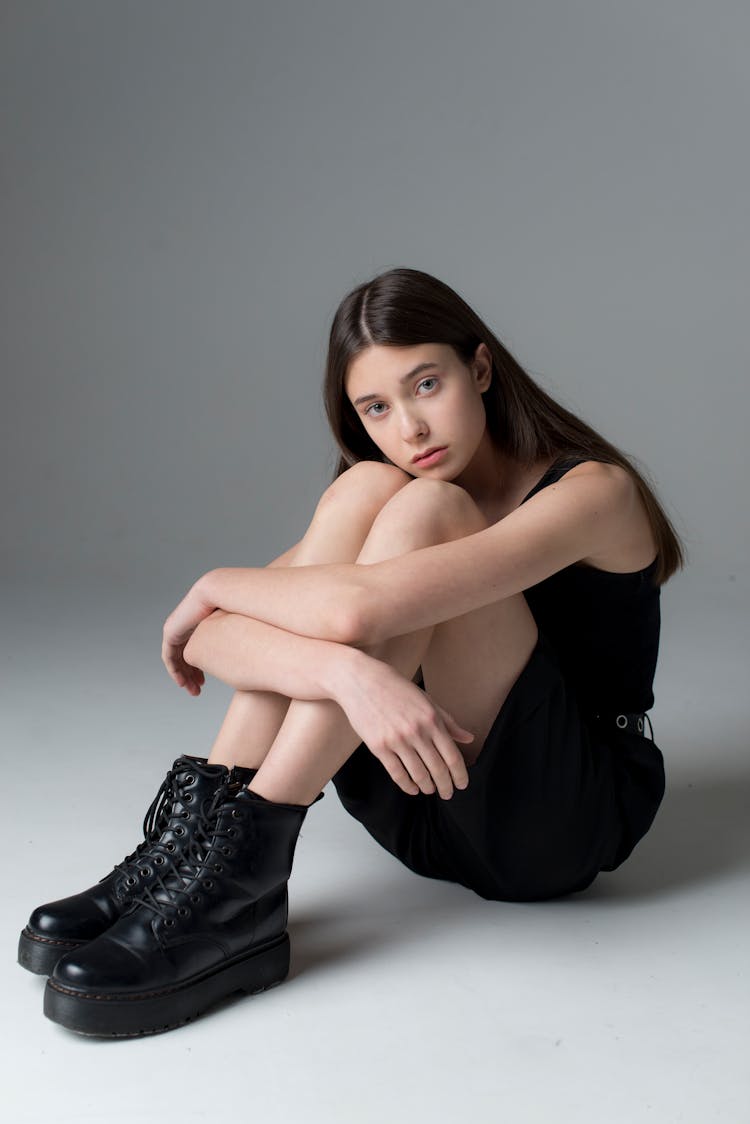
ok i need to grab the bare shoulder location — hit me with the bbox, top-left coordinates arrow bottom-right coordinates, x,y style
355,457 -> 657,641
560,459 -> 628,484
561,460 -> 657,572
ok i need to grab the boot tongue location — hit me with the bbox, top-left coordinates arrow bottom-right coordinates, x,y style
170,756 -> 257,787
208,778 -> 244,813
148,760 -> 233,856
232,764 -> 258,785
171,755 -> 231,780
147,779 -> 241,903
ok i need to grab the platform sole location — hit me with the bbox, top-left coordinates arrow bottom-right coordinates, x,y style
43,931 -> 291,1037
18,928 -> 86,976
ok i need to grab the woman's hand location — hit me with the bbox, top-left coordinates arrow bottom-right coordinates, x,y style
161,583 -> 219,696
332,650 -> 474,799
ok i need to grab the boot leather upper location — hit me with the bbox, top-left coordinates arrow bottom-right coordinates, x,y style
50,785 -> 320,994
27,757 -> 241,942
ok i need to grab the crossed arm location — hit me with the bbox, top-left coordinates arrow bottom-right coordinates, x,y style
181,463 -> 633,660
197,463 -> 629,642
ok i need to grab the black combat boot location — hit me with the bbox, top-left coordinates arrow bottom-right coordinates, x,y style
43,778 -> 323,1037
18,755 -> 257,975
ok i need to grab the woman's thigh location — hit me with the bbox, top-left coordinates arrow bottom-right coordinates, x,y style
354,477 -> 540,713
400,492 -> 539,763
420,592 -> 538,766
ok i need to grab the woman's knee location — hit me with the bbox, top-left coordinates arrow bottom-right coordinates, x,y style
316,461 -> 412,518
371,478 -> 488,538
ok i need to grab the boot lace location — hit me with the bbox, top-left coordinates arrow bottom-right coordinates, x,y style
109,767 -> 179,882
128,781 -> 243,924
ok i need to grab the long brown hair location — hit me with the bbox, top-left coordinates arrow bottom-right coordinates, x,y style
323,267 -> 686,586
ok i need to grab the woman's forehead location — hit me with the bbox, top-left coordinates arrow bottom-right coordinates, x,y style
346,343 -> 454,393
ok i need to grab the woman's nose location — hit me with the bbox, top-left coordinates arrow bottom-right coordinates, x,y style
398,410 -> 427,439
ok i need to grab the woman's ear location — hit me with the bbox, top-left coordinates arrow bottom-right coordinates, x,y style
473,342 -> 493,392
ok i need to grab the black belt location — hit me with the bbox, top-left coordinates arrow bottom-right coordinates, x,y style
589,711 -> 654,739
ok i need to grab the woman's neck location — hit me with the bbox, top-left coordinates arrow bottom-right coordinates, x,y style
454,437 -> 556,524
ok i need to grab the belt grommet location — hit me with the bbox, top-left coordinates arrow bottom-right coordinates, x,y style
616,714 -> 628,729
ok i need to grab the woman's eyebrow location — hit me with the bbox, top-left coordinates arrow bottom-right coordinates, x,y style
353,363 -> 439,407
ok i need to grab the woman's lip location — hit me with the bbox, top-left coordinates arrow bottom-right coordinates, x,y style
413,447 -> 447,465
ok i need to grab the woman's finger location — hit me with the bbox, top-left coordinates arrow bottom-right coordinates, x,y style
397,732 -> 452,798
433,701 -> 474,741
399,747 -> 436,794
382,752 -> 420,796
410,720 -> 468,796
450,720 -> 475,742
414,741 -> 455,800
431,707 -> 472,780
179,658 -> 203,695
434,728 -> 470,791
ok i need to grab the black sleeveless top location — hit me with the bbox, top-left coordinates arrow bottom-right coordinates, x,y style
520,456 -> 660,716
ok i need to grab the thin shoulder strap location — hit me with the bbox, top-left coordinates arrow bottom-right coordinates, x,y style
520,455 -> 589,506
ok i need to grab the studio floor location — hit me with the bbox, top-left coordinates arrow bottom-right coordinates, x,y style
2,582 -> 747,1124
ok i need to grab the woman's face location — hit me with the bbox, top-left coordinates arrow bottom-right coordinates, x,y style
344,342 -> 493,479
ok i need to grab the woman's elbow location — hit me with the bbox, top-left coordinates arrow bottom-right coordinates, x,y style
318,578 -> 365,647
334,595 -> 382,649
183,610 -> 227,667
182,630 -> 206,669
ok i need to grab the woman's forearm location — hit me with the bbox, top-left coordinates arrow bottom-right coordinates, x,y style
183,609 -> 365,700
196,564 -> 364,645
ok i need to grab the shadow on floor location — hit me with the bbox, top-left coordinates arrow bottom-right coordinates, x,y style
585,765 -> 750,901
289,761 -> 750,975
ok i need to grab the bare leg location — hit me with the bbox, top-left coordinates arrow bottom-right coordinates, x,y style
207,466 -> 412,770
246,493 -> 478,806
207,689 -> 293,771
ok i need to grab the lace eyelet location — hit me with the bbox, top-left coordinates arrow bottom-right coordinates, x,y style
214,863 -> 223,873
154,855 -> 165,865
140,867 -> 151,878
231,809 -> 243,819
202,879 -> 214,890
126,876 -> 137,887
184,775 -> 195,785
177,906 -> 190,918
221,846 -> 232,857
227,828 -> 238,838
166,842 -> 176,853
181,810 -> 190,819
165,918 -> 176,927
174,826 -> 186,837
190,894 -> 201,905
184,793 -> 193,804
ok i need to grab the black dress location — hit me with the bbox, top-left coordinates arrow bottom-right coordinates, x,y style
330,456 -> 666,902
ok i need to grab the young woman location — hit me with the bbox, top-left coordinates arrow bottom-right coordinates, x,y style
19,267 -> 685,1037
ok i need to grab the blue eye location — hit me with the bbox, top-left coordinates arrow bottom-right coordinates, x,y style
364,377 -> 438,418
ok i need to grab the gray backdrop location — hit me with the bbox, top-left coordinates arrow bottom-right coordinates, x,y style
2,0 -> 747,629
3,4 -> 749,1117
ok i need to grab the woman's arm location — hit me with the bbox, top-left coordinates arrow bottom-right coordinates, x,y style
182,611 -> 361,698
194,463 -> 635,647
161,537 -> 306,693
184,610 -> 473,797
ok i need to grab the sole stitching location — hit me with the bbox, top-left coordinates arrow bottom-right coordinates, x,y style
47,940 -> 288,1002
22,930 -> 83,949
